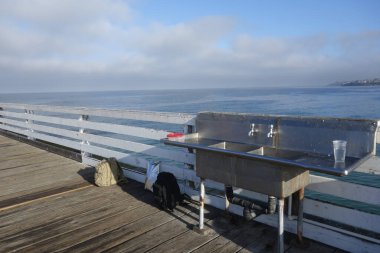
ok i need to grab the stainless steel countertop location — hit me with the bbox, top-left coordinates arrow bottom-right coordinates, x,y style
163,135 -> 373,176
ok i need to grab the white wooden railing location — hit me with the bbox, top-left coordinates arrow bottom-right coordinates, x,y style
0,103 -> 379,252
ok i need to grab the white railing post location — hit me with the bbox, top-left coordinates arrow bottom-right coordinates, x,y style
79,114 -> 90,161
24,109 -> 35,140
375,121 -> 380,154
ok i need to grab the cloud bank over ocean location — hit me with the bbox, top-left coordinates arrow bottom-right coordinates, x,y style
0,0 -> 379,92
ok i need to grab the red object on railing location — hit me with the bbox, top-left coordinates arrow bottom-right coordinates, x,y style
167,132 -> 184,138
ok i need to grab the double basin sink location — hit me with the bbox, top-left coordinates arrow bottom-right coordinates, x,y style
163,134 -> 368,198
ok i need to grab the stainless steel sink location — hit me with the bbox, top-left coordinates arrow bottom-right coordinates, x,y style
163,113 -> 377,197
165,137 -> 310,198
163,112 -> 378,252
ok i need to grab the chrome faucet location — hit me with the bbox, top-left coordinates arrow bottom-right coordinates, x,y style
248,123 -> 258,136
267,124 -> 276,138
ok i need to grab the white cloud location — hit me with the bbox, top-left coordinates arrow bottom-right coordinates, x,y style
0,0 -> 131,28
0,0 -> 379,92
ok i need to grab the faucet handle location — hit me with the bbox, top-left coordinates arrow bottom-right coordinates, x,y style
248,123 -> 258,137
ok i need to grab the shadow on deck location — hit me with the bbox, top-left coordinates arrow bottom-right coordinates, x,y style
0,134 -> 339,253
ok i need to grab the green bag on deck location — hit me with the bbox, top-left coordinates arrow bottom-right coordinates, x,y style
95,157 -> 127,187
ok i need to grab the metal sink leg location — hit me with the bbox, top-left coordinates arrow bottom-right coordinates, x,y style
224,185 -> 230,212
199,178 -> 205,230
297,188 -> 305,244
193,178 -> 207,235
278,198 -> 285,253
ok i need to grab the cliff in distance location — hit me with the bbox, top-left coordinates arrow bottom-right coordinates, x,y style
330,78 -> 380,86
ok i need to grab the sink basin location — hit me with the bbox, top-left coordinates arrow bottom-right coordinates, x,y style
197,141 -> 309,198
248,146 -> 304,160
209,141 -> 258,152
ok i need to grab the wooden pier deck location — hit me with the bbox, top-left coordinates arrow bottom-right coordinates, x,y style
0,134 -> 339,253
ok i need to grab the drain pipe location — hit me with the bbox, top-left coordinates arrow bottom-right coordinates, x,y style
225,185 -> 276,220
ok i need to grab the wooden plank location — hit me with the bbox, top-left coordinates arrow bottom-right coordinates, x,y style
0,143 -> 47,158
0,164 -> 89,197
143,218 -> 220,253
0,149 -> 44,160
0,181 -> 91,211
0,103 -> 196,125
0,157 -> 77,178
0,144 -> 72,163
237,228 -> 277,253
0,191 -> 151,252
0,152 -> 71,170
0,182 -> 145,238
0,188 -> 104,237
60,202 -> 203,253
193,222 -> 269,253
0,152 -> 58,168
191,229 -> 245,253
282,240 -> 336,253
237,228 -> 336,253
0,176 -> 92,203
0,182 -> 141,220
105,212 -> 200,252
113,209 -> 220,253
0,139 -> 21,146
0,161 -> 85,183
16,200 -> 160,252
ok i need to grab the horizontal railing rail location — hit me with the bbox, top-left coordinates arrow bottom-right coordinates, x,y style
0,103 -> 379,252
0,103 -> 195,125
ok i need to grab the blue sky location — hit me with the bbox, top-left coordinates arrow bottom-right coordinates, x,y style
0,0 -> 379,92
136,1 -> 380,36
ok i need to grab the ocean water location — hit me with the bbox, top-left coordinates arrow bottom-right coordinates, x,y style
1,86 -> 380,119
1,86 -> 380,214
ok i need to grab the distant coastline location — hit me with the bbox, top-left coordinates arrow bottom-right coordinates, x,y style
330,78 -> 380,87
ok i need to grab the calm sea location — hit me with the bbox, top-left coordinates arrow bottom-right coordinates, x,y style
1,86 -> 379,213
1,86 -> 380,119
